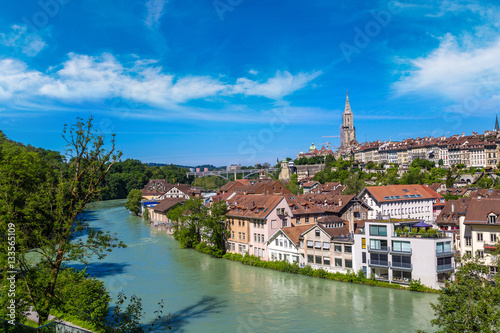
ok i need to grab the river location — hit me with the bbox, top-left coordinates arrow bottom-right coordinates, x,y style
80,199 -> 438,332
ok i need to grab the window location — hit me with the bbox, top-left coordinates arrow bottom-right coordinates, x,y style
243,233 -> 245,240
437,241 -> 451,254
239,220 -> 241,227
392,255 -> 411,269
322,242 -> 330,250
344,245 -> 352,253
362,252 -> 366,264
334,245 -> 342,252
275,239 -> 278,246
315,256 -> 322,264
242,221 -> 245,227
492,234 -> 497,243
465,236 -> 471,246
308,255 -> 314,263
232,231 -> 234,238
370,253 -> 388,265
296,217 -> 301,224
335,258 -> 342,267
437,256 -> 452,267
392,241 -> 411,252
477,250 -> 484,258
345,259 -> 352,268
305,216 -> 309,224
370,239 -> 387,250
488,214 -> 497,224
239,232 -> 241,240
283,240 -> 287,248
315,241 -> 321,249
478,233 -> 483,242
362,238 -> 366,249
307,240 -> 313,248
315,229 -> 320,237
282,219 -> 288,228
369,225 -> 387,236
255,234 -> 257,242
324,257 -> 331,265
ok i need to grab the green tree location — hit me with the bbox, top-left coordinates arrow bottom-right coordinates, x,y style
429,258 -> 500,332
172,198 -> 205,248
0,117 -> 125,325
285,174 -> 301,194
342,172 -> 365,195
125,189 -> 143,216
438,159 -> 444,166
204,201 -> 229,255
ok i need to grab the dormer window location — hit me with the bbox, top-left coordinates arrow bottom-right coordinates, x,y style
488,213 -> 497,224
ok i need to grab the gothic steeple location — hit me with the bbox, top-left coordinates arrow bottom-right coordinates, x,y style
340,90 -> 356,148
496,114 -> 499,132
344,90 -> 352,114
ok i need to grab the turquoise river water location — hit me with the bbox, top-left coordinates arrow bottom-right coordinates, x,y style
80,199 -> 438,332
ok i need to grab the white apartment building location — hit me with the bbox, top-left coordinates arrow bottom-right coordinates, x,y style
358,185 -> 442,222
353,219 -> 455,289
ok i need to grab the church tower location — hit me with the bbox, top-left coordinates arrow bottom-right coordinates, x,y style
340,91 -> 356,148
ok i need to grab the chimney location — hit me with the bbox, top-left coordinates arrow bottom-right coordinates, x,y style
339,199 -> 343,206
451,203 -> 454,213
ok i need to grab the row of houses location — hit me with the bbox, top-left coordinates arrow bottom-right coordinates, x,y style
216,182 -> 453,289
142,178 -> 500,290
348,131 -> 500,168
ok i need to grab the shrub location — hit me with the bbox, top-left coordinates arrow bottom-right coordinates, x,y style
409,279 -> 426,292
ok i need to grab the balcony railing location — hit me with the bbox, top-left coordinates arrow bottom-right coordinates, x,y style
393,232 -> 446,239
437,264 -> 454,272
436,250 -> 455,258
368,259 -> 390,267
391,262 -> 412,270
391,248 -> 412,255
367,245 -> 390,253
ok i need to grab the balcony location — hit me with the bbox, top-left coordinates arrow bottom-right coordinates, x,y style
391,262 -> 412,270
367,245 -> 390,253
368,259 -> 390,267
436,250 -> 455,258
391,248 -> 412,255
437,264 -> 454,272
484,243 -> 499,251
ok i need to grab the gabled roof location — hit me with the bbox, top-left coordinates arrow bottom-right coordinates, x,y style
225,194 -> 285,219
436,198 -> 471,226
152,197 -> 186,212
464,198 -> 500,225
267,225 -> 312,246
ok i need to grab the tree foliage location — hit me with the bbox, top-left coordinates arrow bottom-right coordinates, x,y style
0,117 -> 126,325
430,258 -> 500,332
125,189 -> 143,216
170,199 -> 228,256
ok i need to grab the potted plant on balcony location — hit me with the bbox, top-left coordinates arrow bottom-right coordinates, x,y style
403,226 -> 410,237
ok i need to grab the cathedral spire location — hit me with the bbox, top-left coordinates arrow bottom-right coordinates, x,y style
496,114 -> 499,132
344,90 -> 352,114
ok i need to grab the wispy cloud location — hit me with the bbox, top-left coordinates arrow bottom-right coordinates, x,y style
0,53 -> 321,115
0,25 -> 46,57
145,0 -> 167,30
392,3 -> 500,114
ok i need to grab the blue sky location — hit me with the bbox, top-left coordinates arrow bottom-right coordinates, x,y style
1,0 -> 500,166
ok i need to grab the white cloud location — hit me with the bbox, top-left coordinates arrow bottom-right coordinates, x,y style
230,71 -> 322,100
0,53 -> 321,112
393,35 -> 500,102
393,0 -> 500,115
0,25 -> 46,57
145,0 -> 167,29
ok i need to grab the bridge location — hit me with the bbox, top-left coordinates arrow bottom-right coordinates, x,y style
186,168 -> 279,180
